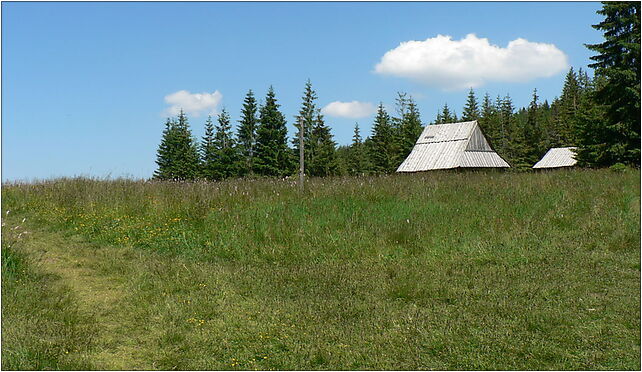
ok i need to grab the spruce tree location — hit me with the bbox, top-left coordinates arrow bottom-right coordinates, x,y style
154,118 -> 177,180
479,93 -> 499,147
583,2 -> 640,166
200,115 -> 217,180
397,96 -> 423,166
347,123 -> 369,176
558,67 -> 581,144
253,86 -> 294,177
154,110 -> 200,180
211,108 -> 238,180
236,90 -> 259,176
292,80 -> 318,174
574,75 -> 612,166
524,89 -> 544,164
435,103 -> 456,124
174,110 -> 201,180
462,88 -> 481,121
307,111 -> 339,177
368,103 -> 396,174
499,95 -> 524,166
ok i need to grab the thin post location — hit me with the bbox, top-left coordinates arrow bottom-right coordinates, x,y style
298,117 -> 304,192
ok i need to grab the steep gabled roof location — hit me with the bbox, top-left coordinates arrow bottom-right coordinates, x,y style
397,120 -> 510,172
532,147 -> 577,169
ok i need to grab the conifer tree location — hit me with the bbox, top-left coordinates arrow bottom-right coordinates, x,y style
154,118 -> 177,180
236,90 -> 259,176
368,103 -> 396,174
435,103 -> 456,124
574,74 -> 612,166
479,93 -> 499,147
154,110 -> 200,180
462,88 -> 481,121
498,95 -> 523,166
253,86 -> 294,177
211,108 -> 238,180
348,123 -> 369,176
524,89 -> 544,164
582,1 -> 640,166
307,111 -> 339,177
558,67 -> 581,143
293,80 -> 318,174
396,96 -> 423,166
200,115 -> 218,180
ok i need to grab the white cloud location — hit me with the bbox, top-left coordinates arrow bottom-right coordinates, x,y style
163,90 -> 223,117
321,101 -> 377,119
374,34 -> 569,91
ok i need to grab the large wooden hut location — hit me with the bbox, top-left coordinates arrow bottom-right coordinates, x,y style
397,120 -> 510,172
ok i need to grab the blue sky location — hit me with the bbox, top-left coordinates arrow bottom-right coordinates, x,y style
3,1 -> 603,181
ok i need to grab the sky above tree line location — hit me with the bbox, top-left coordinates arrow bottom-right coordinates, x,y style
2,2 -> 603,181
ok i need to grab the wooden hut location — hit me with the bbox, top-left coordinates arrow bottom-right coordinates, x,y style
532,147 -> 577,169
397,120 -> 510,172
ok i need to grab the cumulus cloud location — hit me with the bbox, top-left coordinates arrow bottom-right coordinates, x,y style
374,34 -> 569,91
321,101 -> 377,119
164,90 -> 223,117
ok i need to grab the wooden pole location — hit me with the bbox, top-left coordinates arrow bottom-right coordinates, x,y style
298,117 -> 304,193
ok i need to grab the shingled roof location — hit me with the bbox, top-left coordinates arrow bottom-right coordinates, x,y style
396,120 -> 510,172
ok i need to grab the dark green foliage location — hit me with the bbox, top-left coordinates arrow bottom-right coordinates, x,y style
557,67 -> 582,144
434,103 -> 457,124
462,88 -> 481,121
200,116 -> 217,180
581,1 -> 641,166
293,80 -> 318,174
208,109 -> 239,180
368,103 -> 396,174
395,94 -> 424,167
478,93 -> 499,148
346,123 -> 369,176
523,89 -> 545,164
253,87 -> 294,177
236,90 -> 259,176
501,95 -> 529,168
154,110 -> 200,180
574,75 -> 612,166
307,111 -> 339,177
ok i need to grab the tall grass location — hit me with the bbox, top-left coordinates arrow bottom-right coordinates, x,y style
2,169 -> 640,369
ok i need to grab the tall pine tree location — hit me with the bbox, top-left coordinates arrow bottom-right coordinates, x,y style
523,89 -> 545,165
347,123 -> 369,176
581,2 -> 640,166
293,80 -> 318,174
368,103 -> 396,174
462,88 -> 481,121
236,90 -> 259,176
154,110 -> 200,180
396,95 -> 423,166
434,103 -> 456,124
200,115 -> 217,180
253,86 -> 294,177
307,110 -> 339,177
210,108 -> 238,180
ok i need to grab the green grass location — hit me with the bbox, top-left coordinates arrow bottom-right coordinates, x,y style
2,169 -> 640,370
1,222 -> 96,370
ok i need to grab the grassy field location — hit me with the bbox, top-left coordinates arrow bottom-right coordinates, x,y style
2,169 -> 640,370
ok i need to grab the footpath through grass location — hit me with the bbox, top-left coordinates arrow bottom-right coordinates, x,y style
1,169 -> 640,370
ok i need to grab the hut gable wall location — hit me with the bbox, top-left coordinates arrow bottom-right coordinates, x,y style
465,126 -> 493,152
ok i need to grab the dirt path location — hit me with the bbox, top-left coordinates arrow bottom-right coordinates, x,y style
19,223 -> 154,370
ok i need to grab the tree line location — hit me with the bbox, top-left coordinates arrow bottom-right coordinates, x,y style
154,2 -> 639,180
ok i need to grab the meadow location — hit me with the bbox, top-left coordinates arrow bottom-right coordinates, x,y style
1,169 -> 640,370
